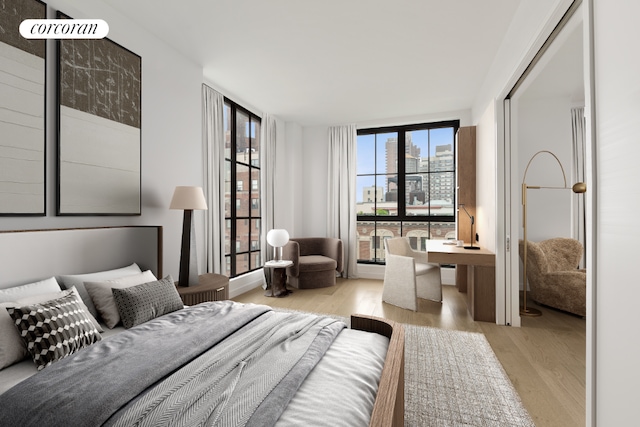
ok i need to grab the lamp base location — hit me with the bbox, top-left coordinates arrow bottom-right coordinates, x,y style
463,246 -> 481,250
520,306 -> 542,317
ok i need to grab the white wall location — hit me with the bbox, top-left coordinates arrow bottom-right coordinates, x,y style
472,0 -> 570,122
592,0 -> 640,423
475,104 -> 497,253
299,126 -> 329,237
517,95 -> 574,243
280,122 -> 303,236
0,0 -> 203,283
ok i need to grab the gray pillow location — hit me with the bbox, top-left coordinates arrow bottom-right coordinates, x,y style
6,290 -> 102,371
84,270 -> 157,329
112,275 -> 183,329
56,263 -> 142,318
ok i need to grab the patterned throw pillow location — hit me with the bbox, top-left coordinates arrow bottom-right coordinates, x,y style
6,290 -> 102,371
112,275 -> 183,329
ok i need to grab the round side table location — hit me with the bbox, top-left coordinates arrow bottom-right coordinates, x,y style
264,260 -> 293,297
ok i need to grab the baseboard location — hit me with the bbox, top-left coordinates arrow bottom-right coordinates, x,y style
357,263 -> 456,285
231,264 -> 456,298
441,266 -> 455,285
357,264 -> 385,280
229,269 -> 265,299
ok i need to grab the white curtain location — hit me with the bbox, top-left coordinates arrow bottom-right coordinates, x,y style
202,84 -> 226,274
327,125 -> 358,279
571,107 -> 586,268
260,114 -> 277,261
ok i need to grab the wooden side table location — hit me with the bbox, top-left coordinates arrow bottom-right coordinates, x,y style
264,260 -> 293,297
176,273 -> 229,305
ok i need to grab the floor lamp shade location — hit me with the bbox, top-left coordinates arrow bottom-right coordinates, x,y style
521,151 -> 586,317
170,186 -> 208,286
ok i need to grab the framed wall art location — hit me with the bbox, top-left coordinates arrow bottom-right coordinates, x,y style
57,11 -> 141,215
0,0 -> 46,216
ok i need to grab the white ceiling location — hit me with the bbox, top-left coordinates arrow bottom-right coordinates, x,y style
103,0 -> 523,125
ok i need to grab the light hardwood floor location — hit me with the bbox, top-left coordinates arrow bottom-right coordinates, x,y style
233,278 -> 585,427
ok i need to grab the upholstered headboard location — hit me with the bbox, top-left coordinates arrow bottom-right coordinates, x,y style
0,226 -> 162,289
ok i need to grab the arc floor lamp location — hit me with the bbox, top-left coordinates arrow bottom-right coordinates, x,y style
521,150 -> 586,317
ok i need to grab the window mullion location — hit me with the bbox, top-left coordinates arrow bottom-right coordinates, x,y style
398,131 -> 406,220
230,106 -> 237,277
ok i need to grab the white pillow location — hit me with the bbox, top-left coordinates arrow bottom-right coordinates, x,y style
0,287 -> 101,370
0,277 -> 61,303
57,263 -> 142,318
85,270 -> 157,329
0,301 -> 26,370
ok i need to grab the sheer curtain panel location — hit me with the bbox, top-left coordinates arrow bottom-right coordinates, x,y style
260,114 -> 277,287
261,115 -> 277,258
327,125 -> 358,278
202,84 -> 226,274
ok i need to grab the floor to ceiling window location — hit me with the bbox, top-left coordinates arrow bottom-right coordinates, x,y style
356,120 -> 459,263
224,99 -> 262,277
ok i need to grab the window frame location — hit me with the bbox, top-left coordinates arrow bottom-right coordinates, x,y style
224,98 -> 262,278
356,120 -> 460,264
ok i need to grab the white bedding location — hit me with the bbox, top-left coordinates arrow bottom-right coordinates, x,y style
0,318 -> 389,426
278,327 -> 389,426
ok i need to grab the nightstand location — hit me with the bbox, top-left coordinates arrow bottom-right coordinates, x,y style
176,273 -> 229,305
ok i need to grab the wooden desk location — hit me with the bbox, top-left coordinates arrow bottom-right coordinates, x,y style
426,241 -> 496,322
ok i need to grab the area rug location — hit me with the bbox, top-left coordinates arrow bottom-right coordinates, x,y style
272,308 -> 534,426
403,324 -> 535,426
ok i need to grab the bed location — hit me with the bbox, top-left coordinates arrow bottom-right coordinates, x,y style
0,227 -> 404,426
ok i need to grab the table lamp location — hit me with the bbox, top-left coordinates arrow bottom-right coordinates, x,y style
170,186 -> 208,286
458,204 -> 479,250
267,229 -> 289,262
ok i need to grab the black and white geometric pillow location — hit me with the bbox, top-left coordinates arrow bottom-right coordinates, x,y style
6,290 -> 102,370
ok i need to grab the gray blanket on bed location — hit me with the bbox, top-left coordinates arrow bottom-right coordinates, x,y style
0,301 -> 345,427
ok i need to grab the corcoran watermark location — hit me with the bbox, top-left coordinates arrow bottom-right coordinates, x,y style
19,19 -> 109,39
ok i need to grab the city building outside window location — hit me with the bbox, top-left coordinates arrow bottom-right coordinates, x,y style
224,99 -> 262,277
356,120 -> 459,263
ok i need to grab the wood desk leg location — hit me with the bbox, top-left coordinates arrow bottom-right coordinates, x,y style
466,265 -> 495,322
456,265 -> 468,293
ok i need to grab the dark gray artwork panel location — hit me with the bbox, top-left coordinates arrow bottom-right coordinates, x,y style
57,11 -> 141,216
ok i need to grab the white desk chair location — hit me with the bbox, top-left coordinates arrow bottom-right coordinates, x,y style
382,237 -> 442,311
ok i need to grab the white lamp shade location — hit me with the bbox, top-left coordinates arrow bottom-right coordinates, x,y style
170,186 -> 208,210
267,229 -> 289,247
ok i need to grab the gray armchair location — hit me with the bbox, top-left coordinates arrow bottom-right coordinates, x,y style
519,237 -> 586,316
283,238 -> 343,289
